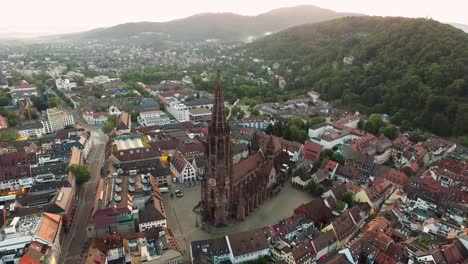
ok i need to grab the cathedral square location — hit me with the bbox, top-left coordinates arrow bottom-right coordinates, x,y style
163,182 -> 312,254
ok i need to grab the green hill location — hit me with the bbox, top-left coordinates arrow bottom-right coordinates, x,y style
246,16 -> 468,138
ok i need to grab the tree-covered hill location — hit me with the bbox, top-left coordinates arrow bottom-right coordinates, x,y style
246,16 -> 468,138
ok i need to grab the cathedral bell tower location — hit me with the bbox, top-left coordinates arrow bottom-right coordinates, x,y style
201,70 -> 232,226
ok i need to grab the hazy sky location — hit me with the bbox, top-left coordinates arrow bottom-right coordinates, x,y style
1,0 -> 467,34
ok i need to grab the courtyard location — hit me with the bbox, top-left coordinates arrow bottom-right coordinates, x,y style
162,181 -> 312,257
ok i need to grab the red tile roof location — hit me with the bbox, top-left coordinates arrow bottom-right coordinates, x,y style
295,199 -> 333,226
232,151 -> 265,183
302,141 -> 323,161
373,165 -> 409,187
332,211 -> 357,241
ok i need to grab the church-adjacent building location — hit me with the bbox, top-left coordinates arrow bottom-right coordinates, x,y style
201,71 -> 290,226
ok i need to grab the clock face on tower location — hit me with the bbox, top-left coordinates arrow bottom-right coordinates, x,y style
208,178 -> 217,187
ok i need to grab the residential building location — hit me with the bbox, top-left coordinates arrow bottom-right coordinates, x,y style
0,151 -> 36,192
108,106 -> 121,116
166,98 -> 189,122
18,241 -> 59,264
302,141 -> 323,161
18,122 -> 46,138
55,78 -> 76,91
86,228 -> 183,263
83,111 -> 108,125
190,237 -> 231,264
226,228 -> 270,263
184,99 -> 213,109
311,230 -> 337,262
42,108 -> 75,133
138,175 -> 167,230
233,117 -> 272,131
10,80 -> 37,104
86,173 -> 166,238
48,187 -> 75,228
137,110 -> 171,127
0,213 -> 62,264
116,112 -> 131,134
189,107 -> 212,122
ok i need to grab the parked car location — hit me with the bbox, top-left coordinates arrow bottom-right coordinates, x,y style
175,189 -> 184,198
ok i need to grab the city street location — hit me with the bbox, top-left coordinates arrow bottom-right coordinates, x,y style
60,129 -> 107,263
47,82 -> 111,262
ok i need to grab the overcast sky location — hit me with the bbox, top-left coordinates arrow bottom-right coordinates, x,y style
1,0 -> 467,34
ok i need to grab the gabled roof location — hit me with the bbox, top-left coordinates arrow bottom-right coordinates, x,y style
116,112 -> 131,130
312,230 -> 337,252
336,164 -> 363,181
373,164 -> 409,187
332,211 -> 357,240
302,141 -> 323,161
171,151 -> 189,173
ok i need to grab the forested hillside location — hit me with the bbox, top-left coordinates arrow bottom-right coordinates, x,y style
246,17 -> 468,138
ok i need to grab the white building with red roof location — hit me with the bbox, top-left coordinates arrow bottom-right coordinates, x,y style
83,111 -> 108,125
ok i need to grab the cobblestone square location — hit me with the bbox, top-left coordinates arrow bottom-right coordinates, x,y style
163,182 -> 312,256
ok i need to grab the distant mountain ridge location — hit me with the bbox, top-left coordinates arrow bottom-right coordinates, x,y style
65,5 -> 362,42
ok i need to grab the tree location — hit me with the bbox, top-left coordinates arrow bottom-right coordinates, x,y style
314,184 -> 325,196
101,115 -> 117,134
68,164 -> 91,185
331,152 -> 345,165
0,130 -> 19,142
231,106 -> 241,117
0,97 -> 10,106
454,104 -> 468,136
409,132 -> 427,143
305,180 -> 317,193
431,114 -> 451,137
130,111 -> 140,122
308,116 -> 325,127
236,110 -> 245,120
224,107 -> 230,117
364,113 -> 385,135
250,108 -> 260,117
24,109 -> 39,120
380,124 -> 398,139
457,136 -> 468,147
340,191 -> 354,207
320,149 -> 334,159
7,112 -> 19,127
245,255 -> 273,264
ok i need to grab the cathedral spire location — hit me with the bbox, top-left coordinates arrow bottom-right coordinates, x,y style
203,68 -> 232,226
210,69 -> 229,135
